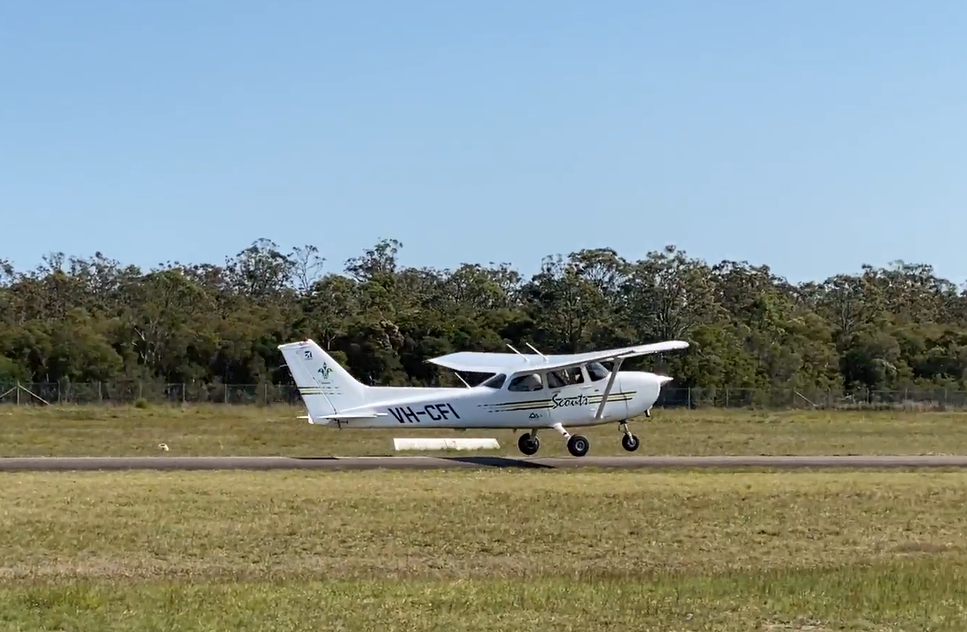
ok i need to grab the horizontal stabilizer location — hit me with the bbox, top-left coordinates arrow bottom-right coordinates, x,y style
320,412 -> 387,419
299,411 -> 387,425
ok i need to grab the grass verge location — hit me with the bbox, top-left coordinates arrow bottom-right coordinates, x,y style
1,470 -> 966,629
3,404 -> 967,457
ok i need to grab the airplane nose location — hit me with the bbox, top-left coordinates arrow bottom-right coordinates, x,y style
626,372 -> 668,415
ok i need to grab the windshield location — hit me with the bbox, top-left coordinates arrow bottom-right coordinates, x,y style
586,362 -> 609,381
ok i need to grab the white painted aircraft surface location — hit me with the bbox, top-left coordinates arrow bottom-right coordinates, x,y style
277,338 -> 689,457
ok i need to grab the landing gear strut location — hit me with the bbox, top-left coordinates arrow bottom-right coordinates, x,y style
619,421 -> 639,452
519,424 -> 593,457
553,423 -> 589,457
517,430 -> 540,456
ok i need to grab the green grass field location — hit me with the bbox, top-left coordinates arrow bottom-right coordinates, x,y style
2,403 -> 967,457
1,469 -> 967,630
4,405 -> 967,629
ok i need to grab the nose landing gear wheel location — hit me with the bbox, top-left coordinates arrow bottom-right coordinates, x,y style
567,434 -> 589,457
621,433 -> 640,452
518,433 -> 540,456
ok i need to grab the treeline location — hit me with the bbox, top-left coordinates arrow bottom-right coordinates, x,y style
1,238 -> 966,392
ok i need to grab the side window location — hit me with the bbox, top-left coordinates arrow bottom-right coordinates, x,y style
547,368 -> 585,388
480,373 -> 506,389
564,367 -> 585,384
546,371 -> 566,389
508,373 -> 543,392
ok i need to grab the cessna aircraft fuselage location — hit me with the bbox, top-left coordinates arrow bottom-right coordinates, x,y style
303,368 -> 668,430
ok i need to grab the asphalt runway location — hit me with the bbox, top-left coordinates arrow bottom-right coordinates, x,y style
2,455 -> 967,471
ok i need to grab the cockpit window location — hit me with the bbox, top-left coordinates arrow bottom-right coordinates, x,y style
546,368 -> 583,388
546,371 -> 566,389
480,373 -> 506,389
587,362 -> 609,382
508,373 -> 543,392
564,367 -> 584,384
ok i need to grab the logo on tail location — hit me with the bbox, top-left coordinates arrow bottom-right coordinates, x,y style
303,347 -> 334,384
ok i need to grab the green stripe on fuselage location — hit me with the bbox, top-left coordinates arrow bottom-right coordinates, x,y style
480,391 -> 636,412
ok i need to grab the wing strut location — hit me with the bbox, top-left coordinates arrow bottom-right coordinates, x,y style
594,357 -> 624,420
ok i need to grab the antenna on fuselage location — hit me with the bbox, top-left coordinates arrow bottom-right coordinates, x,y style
524,342 -> 547,362
506,343 -> 527,361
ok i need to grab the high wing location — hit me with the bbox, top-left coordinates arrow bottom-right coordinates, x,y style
428,340 -> 689,377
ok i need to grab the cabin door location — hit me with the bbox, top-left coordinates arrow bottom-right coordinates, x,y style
546,366 -> 597,428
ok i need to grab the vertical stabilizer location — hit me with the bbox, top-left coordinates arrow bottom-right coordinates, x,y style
278,340 -> 367,420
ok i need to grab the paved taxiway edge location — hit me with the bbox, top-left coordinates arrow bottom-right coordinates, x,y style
2,455 -> 967,471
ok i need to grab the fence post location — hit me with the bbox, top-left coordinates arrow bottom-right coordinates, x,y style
687,387 -> 691,409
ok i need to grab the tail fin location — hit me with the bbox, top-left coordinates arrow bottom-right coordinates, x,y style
278,340 -> 367,421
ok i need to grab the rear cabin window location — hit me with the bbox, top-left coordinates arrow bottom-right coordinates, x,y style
508,373 -> 543,391
480,374 -> 506,389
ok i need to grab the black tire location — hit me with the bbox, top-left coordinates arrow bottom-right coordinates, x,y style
567,434 -> 589,457
621,433 -> 640,452
518,433 -> 540,456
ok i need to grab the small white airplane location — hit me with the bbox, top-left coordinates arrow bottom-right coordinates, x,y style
277,338 -> 688,457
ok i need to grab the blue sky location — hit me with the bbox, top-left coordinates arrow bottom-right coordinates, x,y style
2,0 -> 965,285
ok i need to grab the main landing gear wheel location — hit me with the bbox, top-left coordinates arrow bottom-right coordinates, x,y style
518,432 -> 540,456
621,433 -> 640,452
567,434 -> 590,457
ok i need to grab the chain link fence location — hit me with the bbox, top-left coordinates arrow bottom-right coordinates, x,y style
2,381 -> 966,410
655,386 -> 967,410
